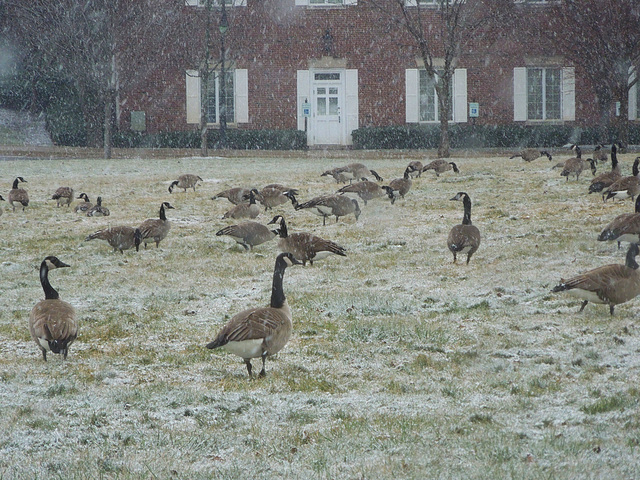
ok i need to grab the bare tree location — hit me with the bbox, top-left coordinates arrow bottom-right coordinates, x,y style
550,0 -> 640,145
6,0 -> 183,158
371,0 -> 515,157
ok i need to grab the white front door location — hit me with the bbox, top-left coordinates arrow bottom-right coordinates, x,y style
312,72 -> 344,145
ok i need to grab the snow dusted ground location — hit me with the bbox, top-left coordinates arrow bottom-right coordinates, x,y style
0,148 -> 639,478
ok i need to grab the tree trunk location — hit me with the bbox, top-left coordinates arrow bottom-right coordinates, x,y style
436,76 -> 451,158
104,95 -> 112,159
200,68 -> 209,157
617,89 -> 629,147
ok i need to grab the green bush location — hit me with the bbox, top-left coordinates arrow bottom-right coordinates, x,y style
352,124 -> 640,150
113,128 -> 307,150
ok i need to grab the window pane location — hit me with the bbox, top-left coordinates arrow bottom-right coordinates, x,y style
329,97 -> 339,115
205,70 -> 235,123
317,97 -> 327,115
315,73 -> 340,81
545,68 -> 561,119
223,72 -> 235,122
527,68 -> 543,120
419,70 -> 436,122
206,76 -> 217,123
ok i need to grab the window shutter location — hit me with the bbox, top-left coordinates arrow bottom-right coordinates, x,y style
405,0 -> 418,6
184,0 -> 199,5
453,68 -> 467,123
561,66 -> 575,121
295,0 -> 307,5
234,0 -> 247,5
185,70 -> 201,124
235,69 -> 248,123
344,0 -> 358,4
629,71 -> 637,121
346,69 -> 359,145
513,67 -> 527,121
297,70 -> 310,132
405,69 -> 419,123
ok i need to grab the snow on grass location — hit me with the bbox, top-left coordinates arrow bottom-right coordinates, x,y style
1,149 -> 640,478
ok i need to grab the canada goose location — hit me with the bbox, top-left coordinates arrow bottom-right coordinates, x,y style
407,161 -> 424,178
255,186 -> 298,211
422,159 -> 460,177
85,226 -> 142,253
8,177 -> 29,212
597,195 -> 640,249
138,202 -> 174,248
212,187 -> 254,205
223,189 -> 260,219
51,187 -> 74,207
86,196 -> 110,217
74,193 -> 93,213
592,143 -> 608,164
604,157 -> 640,202
557,145 -> 596,181
169,174 -> 203,193
551,243 -> 640,316
321,167 -> 352,184
29,256 -> 77,361
0,194 -> 4,217
215,221 -> 277,250
447,192 -> 481,264
589,143 -> 621,196
337,180 -> 385,205
346,163 -> 383,182
206,252 -> 302,377
509,148 -> 553,162
382,167 -> 412,204
268,215 -> 347,266
295,194 -> 361,225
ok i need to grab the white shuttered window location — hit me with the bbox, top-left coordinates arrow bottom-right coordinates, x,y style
185,69 -> 248,125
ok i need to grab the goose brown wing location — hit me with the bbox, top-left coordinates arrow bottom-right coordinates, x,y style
209,307 -> 287,347
559,264 -> 635,296
604,213 -> 640,238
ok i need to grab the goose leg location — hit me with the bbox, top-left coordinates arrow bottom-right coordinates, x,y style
609,305 -> 615,316
259,353 -> 267,377
579,300 -> 588,312
244,358 -> 253,377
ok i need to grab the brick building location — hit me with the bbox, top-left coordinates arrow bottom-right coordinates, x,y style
117,0 -> 640,147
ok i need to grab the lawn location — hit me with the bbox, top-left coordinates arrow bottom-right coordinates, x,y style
0,148 -> 639,479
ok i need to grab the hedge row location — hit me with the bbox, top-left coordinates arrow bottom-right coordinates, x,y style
112,129 -> 307,150
351,124 -> 640,150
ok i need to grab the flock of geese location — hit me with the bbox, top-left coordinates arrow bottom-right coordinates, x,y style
544,143 -> 640,315
9,161 -> 479,376
10,143 -> 640,376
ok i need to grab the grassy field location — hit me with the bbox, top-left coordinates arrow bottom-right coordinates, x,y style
1,148 -> 639,479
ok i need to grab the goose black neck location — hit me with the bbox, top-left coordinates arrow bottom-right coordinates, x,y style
159,205 -> 166,221
249,192 -> 256,205
40,261 -> 59,300
633,159 -> 639,177
635,195 -> 640,214
611,145 -> 618,170
12,179 -> 19,189
270,257 -> 289,309
278,218 -> 288,238
626,244 -> 639,270
575,146 -> 582,158
462,195 -> 472,225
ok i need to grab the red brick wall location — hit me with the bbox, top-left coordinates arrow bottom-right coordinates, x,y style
117,0 -> 606,134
